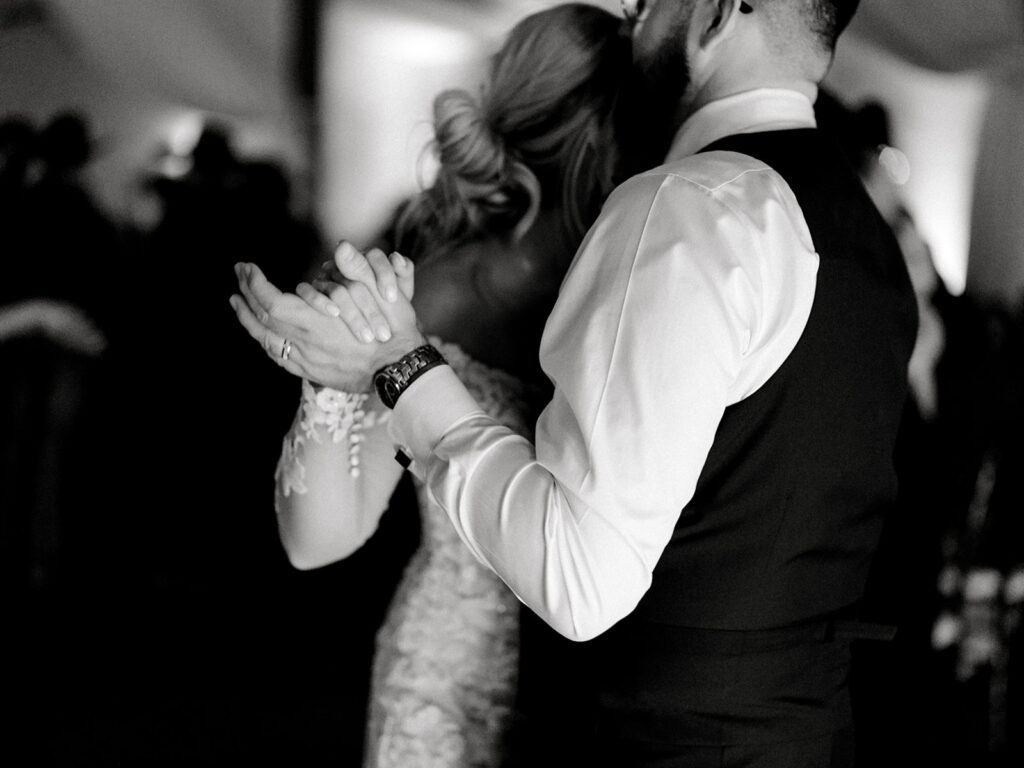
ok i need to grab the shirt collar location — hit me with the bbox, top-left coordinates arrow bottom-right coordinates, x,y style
665,88 -> 817,162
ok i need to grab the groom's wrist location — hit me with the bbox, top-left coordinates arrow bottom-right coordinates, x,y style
370,332 -> 442,410
388,363 -> 478,473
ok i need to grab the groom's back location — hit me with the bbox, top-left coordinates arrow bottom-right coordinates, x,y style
559,129 -> 920,759
636,128 -> 918,631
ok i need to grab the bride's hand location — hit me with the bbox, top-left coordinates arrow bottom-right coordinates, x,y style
231,258 -> 424,392
295,243 -> 415,343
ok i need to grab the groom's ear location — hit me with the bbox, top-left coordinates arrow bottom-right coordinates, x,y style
695,0 -> 743,49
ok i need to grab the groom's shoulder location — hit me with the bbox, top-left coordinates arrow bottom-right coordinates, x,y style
644,150 -> 774,192
606,150 -> 781,212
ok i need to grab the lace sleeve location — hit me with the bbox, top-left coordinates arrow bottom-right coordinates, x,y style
275,379 -> 389,498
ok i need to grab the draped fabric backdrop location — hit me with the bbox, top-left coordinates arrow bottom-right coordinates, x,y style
47,0 -> 293,117
0,0 -> 306,216
965,74 -> 1024,305
843,0 -> 1024,304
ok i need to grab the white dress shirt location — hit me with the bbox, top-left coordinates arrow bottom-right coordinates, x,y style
389,89 -> 820,641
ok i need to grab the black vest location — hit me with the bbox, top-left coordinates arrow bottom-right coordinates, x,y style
507,130 -> 918,761
631,129 -> 918,630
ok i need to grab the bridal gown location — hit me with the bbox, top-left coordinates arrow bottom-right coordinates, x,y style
363,338 -> 538,768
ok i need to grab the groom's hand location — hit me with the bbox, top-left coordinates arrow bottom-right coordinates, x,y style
295,242 -> 416,343
332,241 -> 416,304
230,260 -> 425,392
323,242 -> 426,374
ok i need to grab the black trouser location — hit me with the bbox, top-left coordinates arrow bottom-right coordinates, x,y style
508,612 -> 858,768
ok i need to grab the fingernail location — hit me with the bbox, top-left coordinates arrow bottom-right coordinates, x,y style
391,252 -> 406,268
337,241 -> 353,259
378,327 -> 392,342
361,329 -> 374,343
326,304 -> 341,318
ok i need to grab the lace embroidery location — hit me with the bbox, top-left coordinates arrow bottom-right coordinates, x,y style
275,420 -> 308,498
300,378 -> 387,444
275,380 -> 389,498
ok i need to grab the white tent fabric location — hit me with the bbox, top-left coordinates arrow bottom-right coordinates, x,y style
42,0 -> 1023,120
32,0 -> 1022,302
967,76 -> 1024,304
846,0 -> 1024,303
5,0 -> 309,216
46,0 -> 294,118
849,0 -> 1024,76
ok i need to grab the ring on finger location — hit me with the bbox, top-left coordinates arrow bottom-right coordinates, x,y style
280,338 -> 293,361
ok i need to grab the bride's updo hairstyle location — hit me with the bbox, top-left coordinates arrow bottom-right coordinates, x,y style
395,3 -> 632,261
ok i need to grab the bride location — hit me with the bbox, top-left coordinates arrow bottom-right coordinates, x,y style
269,5 -> 643,766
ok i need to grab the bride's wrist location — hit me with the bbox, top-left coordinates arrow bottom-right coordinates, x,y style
298,379 -> 389,477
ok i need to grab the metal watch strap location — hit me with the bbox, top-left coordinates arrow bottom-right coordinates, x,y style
373,344 -> 447,409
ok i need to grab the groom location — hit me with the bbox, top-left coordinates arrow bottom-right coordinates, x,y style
233,0 -> 916,764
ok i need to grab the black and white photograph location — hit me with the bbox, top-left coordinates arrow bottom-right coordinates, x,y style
2,1 -> 1022,765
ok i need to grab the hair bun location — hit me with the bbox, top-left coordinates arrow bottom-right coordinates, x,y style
430,88 -> 520,219
394,90 -> 537,255
433,89 -> 507,195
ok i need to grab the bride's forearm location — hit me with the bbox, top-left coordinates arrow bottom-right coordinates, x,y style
274,383 -> 404,569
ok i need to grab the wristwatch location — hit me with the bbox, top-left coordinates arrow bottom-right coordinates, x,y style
373,344 -> 447,409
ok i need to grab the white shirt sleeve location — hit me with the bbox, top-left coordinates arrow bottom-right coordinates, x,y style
389,157 -> 818,641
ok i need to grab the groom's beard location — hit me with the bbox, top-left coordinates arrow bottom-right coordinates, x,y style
631,3 -> 694,161
629,43 -> 691,168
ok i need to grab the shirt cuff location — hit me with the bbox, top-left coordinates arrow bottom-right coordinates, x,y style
388,364 -> 482,472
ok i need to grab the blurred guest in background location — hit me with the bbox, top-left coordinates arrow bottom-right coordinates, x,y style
5,113 -> 121,323
931,302 -> 1024,766
0,297 -> 106,354
1,111 -> 114,595
2,110 -> 396,763
817,91 -> 1024,767
0,115 -> 34,204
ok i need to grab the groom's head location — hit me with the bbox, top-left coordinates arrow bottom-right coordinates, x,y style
628,0 -> 860,123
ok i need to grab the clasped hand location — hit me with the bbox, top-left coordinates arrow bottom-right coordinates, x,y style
230,242 -> 425,392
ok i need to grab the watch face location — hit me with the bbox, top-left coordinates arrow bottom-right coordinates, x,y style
376,374 -> 401,408
385,380 -> 401,402
374,345 -> 443,408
